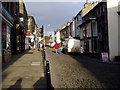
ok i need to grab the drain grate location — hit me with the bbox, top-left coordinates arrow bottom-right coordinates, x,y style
31,62 -> 40,66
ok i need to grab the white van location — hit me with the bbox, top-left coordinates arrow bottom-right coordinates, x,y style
62,38 -> 80,53
50,42 -> 55,48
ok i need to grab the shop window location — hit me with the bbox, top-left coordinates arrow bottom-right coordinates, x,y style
93,39 -> 98,53
6,25 -> 11,52
93,22 -> 98,36
2,23 -> 6,54
84,40 -> 89,52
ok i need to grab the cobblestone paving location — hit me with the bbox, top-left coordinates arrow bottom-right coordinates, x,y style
46,48 -> 120,88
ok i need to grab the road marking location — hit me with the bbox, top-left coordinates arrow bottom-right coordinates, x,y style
31,62 -> 40,66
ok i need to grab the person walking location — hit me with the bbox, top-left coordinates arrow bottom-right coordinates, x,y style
58,42 -> 63,54
54,42 -> 59,54
40,40 -> 43,50
80,45 -> 84,56
37,41 -> 40,51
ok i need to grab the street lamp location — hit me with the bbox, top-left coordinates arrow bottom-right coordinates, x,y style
33,29 -> 37,49
43,24 -> 50,50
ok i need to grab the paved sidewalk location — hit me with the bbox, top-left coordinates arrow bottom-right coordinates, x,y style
2,49 -> 46,89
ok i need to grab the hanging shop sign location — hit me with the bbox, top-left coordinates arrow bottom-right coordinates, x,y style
101,52 -> 109,62
19,17 -> 24,22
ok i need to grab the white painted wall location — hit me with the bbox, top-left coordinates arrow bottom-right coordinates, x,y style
72,20 -> 75,37
75,12 -> 82,37
107,0 -> 119,60
56,31 -> 61,43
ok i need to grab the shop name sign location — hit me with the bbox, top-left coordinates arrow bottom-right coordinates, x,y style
101,52 -> 109,62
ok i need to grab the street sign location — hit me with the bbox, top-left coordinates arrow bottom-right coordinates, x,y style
101,52 -> 109,62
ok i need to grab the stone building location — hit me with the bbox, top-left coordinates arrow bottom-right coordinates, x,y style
0,0 -> 28,63
36,25 -> 43,42
18,0 -> 28,53
60,22 -> 71,41
0,1 -> 19,63
74,0 -> 98,39
26,15 -> 36,47
78,1 -> 108,59
27,15 -> 36,36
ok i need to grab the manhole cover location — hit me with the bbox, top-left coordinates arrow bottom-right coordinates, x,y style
31,62 -> 40,66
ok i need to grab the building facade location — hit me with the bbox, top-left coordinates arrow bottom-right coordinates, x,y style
107,0 -> 120,61
25,15 -> 36,49
19,0 -> 28,52
60,22 -> 71,41
0,2 -> 15,63
75,0 -> 98,39
79,2 -> 108,59
0,0 -> 28,63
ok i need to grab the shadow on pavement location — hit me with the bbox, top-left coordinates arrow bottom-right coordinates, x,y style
33,77 -> 46,89
69,54 -> 120,88
52,51 -> 56,53
7,78 -> 22,90
25,52 -> 33,54
2,50 -> 32,71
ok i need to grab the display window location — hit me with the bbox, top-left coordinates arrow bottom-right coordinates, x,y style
6,25 -> 11,52
2,22 -> 11,54
2,22 -> 6,54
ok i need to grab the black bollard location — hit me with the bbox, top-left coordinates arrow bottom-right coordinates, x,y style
46,60 -> 51,89
44,50 -> 46,60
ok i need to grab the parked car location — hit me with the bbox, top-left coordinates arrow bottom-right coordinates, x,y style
62,38 -> 80,54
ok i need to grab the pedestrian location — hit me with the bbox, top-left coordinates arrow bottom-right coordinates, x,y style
80,45 -> 84,56
37,41 -> 40,51
58,42 -> 63,53
40,40 -> 43,50
28,38 -> 31,50
54,42 -> 59,54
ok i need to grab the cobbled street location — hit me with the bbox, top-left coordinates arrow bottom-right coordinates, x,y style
46,48 -> 120,88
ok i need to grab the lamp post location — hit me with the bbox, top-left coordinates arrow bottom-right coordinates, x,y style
43,24 -> 50,50
43,26 -> 45,50
33,29 -> 37,49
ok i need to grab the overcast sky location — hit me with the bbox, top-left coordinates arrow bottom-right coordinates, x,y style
24,0 -> 98,36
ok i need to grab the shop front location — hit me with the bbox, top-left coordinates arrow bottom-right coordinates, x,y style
1,4 -> 14,63
2,21 -> 12,63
